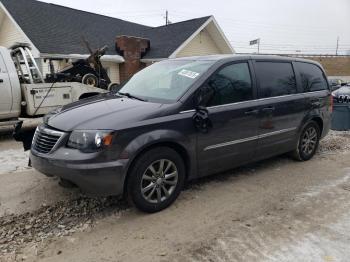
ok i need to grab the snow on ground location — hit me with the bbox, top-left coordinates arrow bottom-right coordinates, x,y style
187,167 -> 350,262
0,149 -> 30,174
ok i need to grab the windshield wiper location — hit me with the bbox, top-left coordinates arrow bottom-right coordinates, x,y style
117,92 -> 147,102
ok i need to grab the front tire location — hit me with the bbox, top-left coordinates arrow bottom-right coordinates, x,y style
127,147 -> 185,213
291,121 -> 320,161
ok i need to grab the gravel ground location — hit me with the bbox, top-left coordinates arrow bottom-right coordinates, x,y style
319,130 -> 350,153
0,130 -> 349,262
0,197 -> 127,256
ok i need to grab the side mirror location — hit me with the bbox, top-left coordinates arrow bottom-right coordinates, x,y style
192,107 -> 212,134
192,85 -> 215,133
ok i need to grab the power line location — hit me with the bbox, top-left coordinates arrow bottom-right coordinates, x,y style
92,9 -> 350,55
232,46 -> 350,51
233,46 -> 350,53
169,10 -> 342,32
103,10 -> 163,15
230,40 -> 350,48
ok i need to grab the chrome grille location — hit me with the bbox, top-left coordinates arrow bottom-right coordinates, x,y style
33,126 -> 64,154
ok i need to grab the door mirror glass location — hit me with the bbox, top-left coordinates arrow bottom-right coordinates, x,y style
194,85 -> 215,109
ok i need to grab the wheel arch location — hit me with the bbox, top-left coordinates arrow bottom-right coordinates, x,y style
310,116 -> 324,135
123,140 -> 192,197
299,114 -> 324,136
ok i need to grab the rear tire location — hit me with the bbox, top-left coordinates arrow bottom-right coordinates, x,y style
127,147 -> 185,213
291,121 -> 320,161
82,73 -> 98,87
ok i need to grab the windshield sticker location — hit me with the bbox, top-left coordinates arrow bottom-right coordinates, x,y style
178,69 -> 200,79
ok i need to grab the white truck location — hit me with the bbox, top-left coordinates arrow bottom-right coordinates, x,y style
0,44 -> 107,127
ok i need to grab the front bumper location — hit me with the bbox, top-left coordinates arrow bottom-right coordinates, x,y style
30,148 -> 128,197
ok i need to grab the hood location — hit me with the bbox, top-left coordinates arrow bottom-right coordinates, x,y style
47,93 -> 164,131
333,86 -> 350,97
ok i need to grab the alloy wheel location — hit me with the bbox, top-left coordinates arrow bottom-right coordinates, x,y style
141,159 -> 178,204
301,126 -> 318,156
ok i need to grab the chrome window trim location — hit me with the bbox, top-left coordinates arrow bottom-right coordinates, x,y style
179,109 -> 196,114
179,90 -> 328,114
204,127 -> 297,151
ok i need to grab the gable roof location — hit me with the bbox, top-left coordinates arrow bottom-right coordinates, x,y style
140,17 -> 211,59
0,0 -> 212,59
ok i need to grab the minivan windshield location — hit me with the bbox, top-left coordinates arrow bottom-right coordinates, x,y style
117,60 -> 215,103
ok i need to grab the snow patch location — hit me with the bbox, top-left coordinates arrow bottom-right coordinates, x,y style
0,149 -> 30,174
297,172 -> 350,199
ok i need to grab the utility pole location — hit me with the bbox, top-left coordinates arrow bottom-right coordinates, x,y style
258,38 -> 260,54
165,10 -> 169,26
336,36 -> 339,55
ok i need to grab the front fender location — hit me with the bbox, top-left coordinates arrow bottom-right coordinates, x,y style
123,129 -> 197,179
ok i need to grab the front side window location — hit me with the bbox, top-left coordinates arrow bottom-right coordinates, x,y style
118,60 -> 215,103
206,62 -> 253,106
255,62 -> 297,98
296,62 -> 328,92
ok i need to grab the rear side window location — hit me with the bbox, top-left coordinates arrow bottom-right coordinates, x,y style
255,62 -> 297,98
207,62 -> 253,106
296,62 -> 328,92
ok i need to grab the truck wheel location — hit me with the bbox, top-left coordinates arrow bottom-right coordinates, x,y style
127,147 -> 185,213
291,121 -> 320,161
82,74 -> 98,87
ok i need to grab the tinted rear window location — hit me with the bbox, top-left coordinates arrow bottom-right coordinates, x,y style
296,62 -> 328,92
255,62 -> 297,98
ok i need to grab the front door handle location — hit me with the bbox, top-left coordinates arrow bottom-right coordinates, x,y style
0,79 -> 3,83
312,102 -> 321,108
262,106 -> 275,112
245,109 -> 259,115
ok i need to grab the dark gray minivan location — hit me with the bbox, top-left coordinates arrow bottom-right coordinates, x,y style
30,55 -> 332,213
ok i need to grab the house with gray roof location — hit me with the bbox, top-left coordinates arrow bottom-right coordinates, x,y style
0,0 -> 234,83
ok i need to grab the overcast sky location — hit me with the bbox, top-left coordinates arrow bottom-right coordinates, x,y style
42,0 -> 350,55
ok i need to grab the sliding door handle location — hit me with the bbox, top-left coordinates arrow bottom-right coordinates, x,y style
0,79 -> 3,83
245,109 -> 259,115
262,106 -> 275,112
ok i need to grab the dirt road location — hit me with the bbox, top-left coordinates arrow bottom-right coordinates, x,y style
1,131 -> 350,262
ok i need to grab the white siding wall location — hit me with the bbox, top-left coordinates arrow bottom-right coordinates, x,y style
176,29 -> 221,58
0,15 -> 28,48
102,61 -> 120,84
41,59 -> 70,77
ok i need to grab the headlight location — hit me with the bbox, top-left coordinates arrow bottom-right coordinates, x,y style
67,130 -> 115,152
